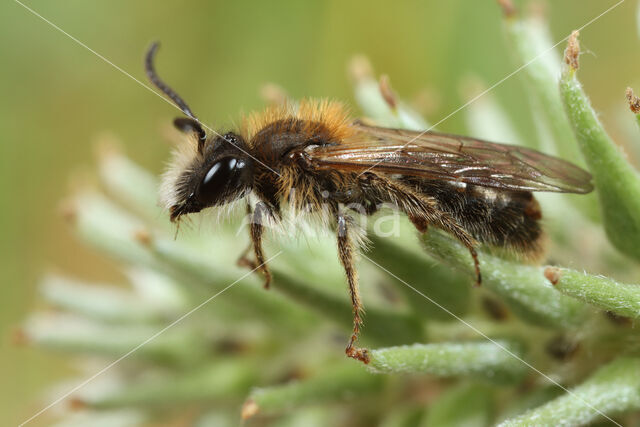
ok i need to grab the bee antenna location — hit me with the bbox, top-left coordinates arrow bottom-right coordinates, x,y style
145,41 -> 198,121
145,41 -> 207,145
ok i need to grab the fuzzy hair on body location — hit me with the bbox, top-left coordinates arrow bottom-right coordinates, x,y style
145,42 -> 592,364
156,98 -> 566,364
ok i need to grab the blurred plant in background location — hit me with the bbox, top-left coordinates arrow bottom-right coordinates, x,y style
13,1 -> 640,426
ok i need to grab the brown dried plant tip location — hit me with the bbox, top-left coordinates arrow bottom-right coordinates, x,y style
260,83 -> 288,106
527,0 -> 548,20
11,328 -> 29,346
68,398 -> 87,411
133,228 -> 153,246
497,0 -> 517,18
58,199 -> 77,224
543,266 -> 562,285
459,75 -> 486,102
94,132 -> 123,162
564,30 -> 580,71
241,399 -> 259,420
412,87 -> 441,117
379,75 -> 397,109
349,54 -> 374,82
626,87 -> 640,114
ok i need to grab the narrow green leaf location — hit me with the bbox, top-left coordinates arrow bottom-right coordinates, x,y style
350,55 -> 429,130
40,275 -> 185,323
500,9 -> 599,220
71,192 -> 156,268
194,411 -> 237,427
462,77 -> 524,147
422,383 -> 495,427
82,360 -> 257,409
545,266 -> 640,320
499,357 -> 640,426
24,313 -> 209,366
420,229 -> 590,328
70,192 -> 316,331
368,235 -> 470,320
559,32 -> 640,260
149,235 -> 318,330
500,10 -> 580,161
151,226 -> 423,346
273,269 -> 425,347
125,268 -> 190,315
367,341 -> 527,384
271,408 -> 336,427
50,410 -> 146,427
498,386 -> 563,423
379,407 -> 425,427
98,143 -> 164,222
242,363 -> 384,419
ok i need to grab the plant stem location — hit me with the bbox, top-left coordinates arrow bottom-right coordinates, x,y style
545,266 -> 640,320
560,31 -> 640,261
499,358 -> 640,426
367,341 -> 527,384
83,360 -> 257,409
368,235 -> 470,320
420,229 -> 590,328
242,363 -> 384,419
422,382 -> 495,427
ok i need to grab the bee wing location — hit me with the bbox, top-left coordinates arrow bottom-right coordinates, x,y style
307,122 -> 594,193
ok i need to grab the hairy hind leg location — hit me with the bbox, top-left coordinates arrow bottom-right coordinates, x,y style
364,173 -> 482,286
409,212 -> 481,286
336,210 -> 370,364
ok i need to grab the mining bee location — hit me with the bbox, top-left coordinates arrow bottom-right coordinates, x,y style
145,42 -> 593,364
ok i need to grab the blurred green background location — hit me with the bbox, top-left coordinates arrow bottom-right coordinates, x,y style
1,0 -> 637,424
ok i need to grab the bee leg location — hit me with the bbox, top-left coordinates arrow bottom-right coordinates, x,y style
249,202 -> 272,290
408,215 -> 428,233
364,173 -> 482,286
236,204 -> 258,270
409,212 -> 481,286
336,211 -> 370,364
409,211 -> 482,287
236,241 -> 257,270
235,202 -> 272,289
468,246 -> 482,287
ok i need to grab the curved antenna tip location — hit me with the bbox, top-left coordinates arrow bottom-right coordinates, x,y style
144,40 -> 198,121
145,41 -> 160,74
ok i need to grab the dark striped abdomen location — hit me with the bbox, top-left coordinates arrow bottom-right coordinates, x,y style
406,178 -> 544,257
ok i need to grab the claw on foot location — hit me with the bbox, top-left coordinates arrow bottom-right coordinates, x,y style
262,273 -> 271,290
346,345 -> 370,364
346,333 -> 370,364
236,256 -> 257,270
236,256 -> 271,289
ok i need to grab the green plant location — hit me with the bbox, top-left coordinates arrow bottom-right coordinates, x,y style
20,4 -> 640,426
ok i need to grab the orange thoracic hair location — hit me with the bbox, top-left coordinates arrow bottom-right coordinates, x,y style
241,99 -> 355,147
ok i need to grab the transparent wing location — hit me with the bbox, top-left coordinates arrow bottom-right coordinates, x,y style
308,122 -> 593,193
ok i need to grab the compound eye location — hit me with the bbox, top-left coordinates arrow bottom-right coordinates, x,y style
197,158 -> 238,206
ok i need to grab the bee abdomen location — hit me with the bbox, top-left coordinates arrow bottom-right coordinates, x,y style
410,179 -> 544,257
466,188 -> 543,256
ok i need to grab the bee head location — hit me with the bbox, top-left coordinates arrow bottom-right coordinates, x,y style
144,42 -> 254,222
166,132 -> 255,222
